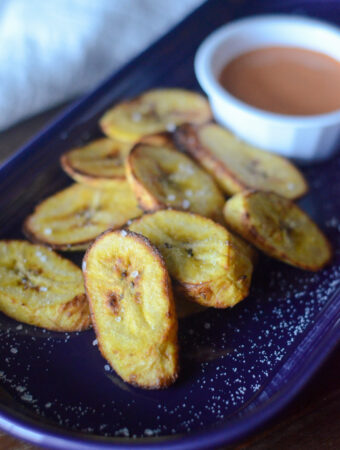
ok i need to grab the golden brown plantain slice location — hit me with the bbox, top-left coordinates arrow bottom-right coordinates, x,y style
139,131 -> 176,148
223,190 -> 332,271
126,142 -> 225,223
0,241 -> 90,331
24,183 -> 142,251
176,123 -> 308,199
128,210 -> 255,308
99,88 -> 212,143
60,138 -> 132,189
83,229 -> 178,389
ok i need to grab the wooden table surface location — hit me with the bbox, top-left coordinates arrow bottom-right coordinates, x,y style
0,106 -> 339,449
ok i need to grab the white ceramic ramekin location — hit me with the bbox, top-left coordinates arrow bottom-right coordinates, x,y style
195,15 -> 340,163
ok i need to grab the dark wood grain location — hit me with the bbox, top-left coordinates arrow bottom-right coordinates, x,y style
0,105 -> 339,450
0,430 -> 38,450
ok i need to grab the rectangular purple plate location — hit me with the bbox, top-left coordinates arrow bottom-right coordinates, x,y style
0,1 -> 339,449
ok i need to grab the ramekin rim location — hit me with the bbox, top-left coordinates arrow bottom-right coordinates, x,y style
194,14 -> 340,127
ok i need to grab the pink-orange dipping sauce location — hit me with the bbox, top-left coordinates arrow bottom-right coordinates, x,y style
219,46 -> 340,116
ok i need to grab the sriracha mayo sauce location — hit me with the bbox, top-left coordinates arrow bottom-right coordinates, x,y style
219,46 -> 340,116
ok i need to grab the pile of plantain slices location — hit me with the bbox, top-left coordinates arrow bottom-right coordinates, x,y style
0,88 -> 332,390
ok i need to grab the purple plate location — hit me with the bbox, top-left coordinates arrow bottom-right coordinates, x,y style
0,1 -> 339,448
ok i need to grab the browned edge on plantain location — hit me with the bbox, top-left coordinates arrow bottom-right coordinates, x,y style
125,140 -> 225,223
83,228 -> 179,389
223,190 -> 332,271
23,221 -> 92,251
126,209 -> 256,308
60,137 -> 129,189
175,123 -> 309,200
0,240 -> 91,331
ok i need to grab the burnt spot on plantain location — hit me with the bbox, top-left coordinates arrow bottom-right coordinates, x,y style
106,292 -> 121,315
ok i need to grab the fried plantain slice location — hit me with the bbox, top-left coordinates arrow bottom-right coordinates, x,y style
139,131 -> 176,148
0,240 -> 90,331
24,183 -> 142,251
126,142 -> 225,223
60,138 -> 132,189
127,210 -> 255,308
223,190 -> 332,271
176,123 -> 308,200
100,88 -> 212,143
83,229 -> 178,389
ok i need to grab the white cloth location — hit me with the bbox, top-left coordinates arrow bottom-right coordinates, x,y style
0,0 -> 202,131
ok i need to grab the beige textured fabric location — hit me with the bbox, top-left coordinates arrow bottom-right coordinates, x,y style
0,0 -> 202,130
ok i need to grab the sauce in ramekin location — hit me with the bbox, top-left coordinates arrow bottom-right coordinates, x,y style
219,46 -> 340,116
